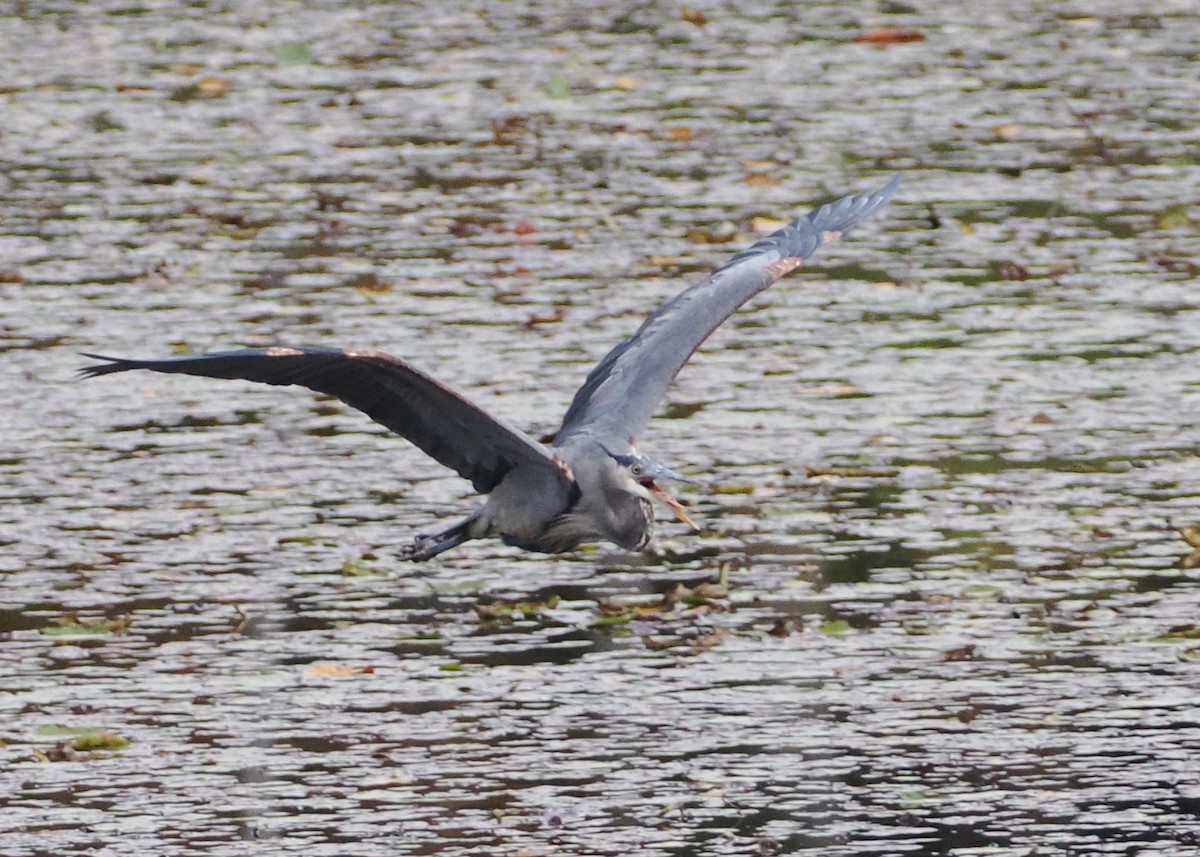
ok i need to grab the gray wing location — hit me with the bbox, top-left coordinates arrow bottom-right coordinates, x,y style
553,174 -> 900,449
80,346 -> 568,496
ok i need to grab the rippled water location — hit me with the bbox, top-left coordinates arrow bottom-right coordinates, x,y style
3,2 -> 1200,855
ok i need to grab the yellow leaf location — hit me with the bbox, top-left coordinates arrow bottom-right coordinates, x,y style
745,173 -> 780,188
305,663 -> 371,677
751,216 -> 785,233
196,76 -> 229,98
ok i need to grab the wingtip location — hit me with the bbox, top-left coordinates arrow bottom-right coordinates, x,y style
857,172 -> 902,213
877,172 -> 902,203
77,352 -> 128,379
804,172 -> 901,237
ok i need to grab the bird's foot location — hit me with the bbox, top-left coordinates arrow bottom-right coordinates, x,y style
397,517 -> 475,562
398,534 -> 447,563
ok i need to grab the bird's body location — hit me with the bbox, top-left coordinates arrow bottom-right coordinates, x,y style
82,175 -> 899,561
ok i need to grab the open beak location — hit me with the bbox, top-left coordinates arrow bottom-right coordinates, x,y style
647,481 -> 699,531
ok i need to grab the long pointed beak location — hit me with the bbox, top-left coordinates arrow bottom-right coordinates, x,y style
649,482 -> 699,531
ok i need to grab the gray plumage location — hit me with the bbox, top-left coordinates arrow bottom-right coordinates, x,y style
81,174 -> 899,561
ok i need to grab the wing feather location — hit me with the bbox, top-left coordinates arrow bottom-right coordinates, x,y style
81,346 -> 566,495
554,174 -> 900,448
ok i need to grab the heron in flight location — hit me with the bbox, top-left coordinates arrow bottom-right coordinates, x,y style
83,175 -> 899,561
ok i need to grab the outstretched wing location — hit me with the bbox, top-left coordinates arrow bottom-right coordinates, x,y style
553,174 -> 899,449
81,346 -> 568,496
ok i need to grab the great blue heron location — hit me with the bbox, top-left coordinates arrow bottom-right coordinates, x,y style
82,175 -> 899,561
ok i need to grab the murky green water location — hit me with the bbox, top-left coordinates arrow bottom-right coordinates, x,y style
3,2 -> 1200,855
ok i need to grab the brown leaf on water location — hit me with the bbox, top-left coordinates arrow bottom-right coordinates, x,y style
680,7 -> 707,26
768,618 -> 797,637
305,664 -> 374,677
490,265 -> 531,278
751,216 -> 786,233
475,596 -> 561,624
1155,256 -> 1198,274
347,272 -> 391,294
663,125 -> 693,142
942,644 -> 977,662
196,76 -> 229,97
524,306 -> 566,329
687,225 -> 738,245
171,76 -> 229,101
796,382 -> 863,396
1001,263 -> 1030,281
745,172 -> 781,189
492,115 -> 531,147
851,27 -> 925,44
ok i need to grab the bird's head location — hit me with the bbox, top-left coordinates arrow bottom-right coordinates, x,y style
602,446 -> 699,530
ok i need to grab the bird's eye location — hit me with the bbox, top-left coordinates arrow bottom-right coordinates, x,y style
630,464 -> 643,477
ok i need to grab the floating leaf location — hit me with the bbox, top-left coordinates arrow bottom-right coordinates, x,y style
1155,256 -> 1198,273
661,400 -> 706,419
687,225 -> 738,245
713,483 -> 754,495
1158,205 -> 1192,230
195,76 -> 228,97
492,115 -> 531,146
806,465 -> 900,478
546,73 -> 571,99
277,42 -> 313,64
341,557 -> 386,576
305,663 -> 374,677
1001,262 -> 1031,281
90,110 -> 124,132
36,726 -> 130,753
851,28 -> 925,44
745,172 -> 780,189
475,596 -> 561,624
751,216 -> 785,233
71,731 -> 130,752
524,307 -> 566,329
347,271 -> 391,294
40,613 -> 127,636
169,77 -> 229,101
